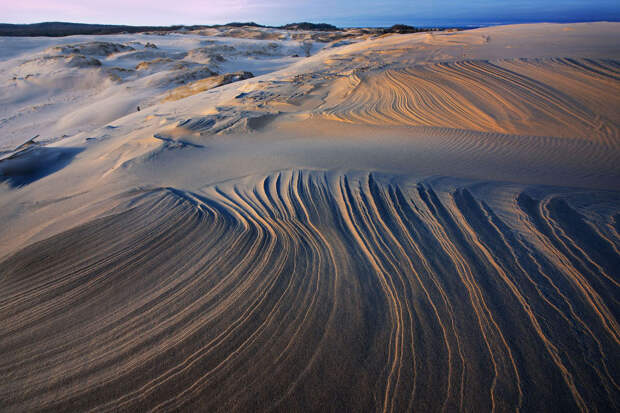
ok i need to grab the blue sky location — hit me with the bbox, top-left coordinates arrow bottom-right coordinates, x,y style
3,0 -> 619,27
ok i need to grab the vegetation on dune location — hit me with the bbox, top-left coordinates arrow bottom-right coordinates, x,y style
0,22 -> 185,37
220,22 -> 265,28
0,21 -> 449,37
383,24 -> 440,33
279,22 -> 340,31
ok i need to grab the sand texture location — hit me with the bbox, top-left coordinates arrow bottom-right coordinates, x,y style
0,23 -> 619,412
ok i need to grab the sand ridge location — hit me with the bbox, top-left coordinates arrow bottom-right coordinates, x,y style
319,58 -> 620,142
1,171 -> 619,411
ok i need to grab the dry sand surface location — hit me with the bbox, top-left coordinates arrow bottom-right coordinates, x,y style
0,22 -> 619,412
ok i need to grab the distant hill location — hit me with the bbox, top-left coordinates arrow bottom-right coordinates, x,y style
0,22 -> 190,37
0,21 -> 345,37
220,22 -> 265,28
278,22 -> 340,31
0,21 -> 445,37
382,24 -> 440,34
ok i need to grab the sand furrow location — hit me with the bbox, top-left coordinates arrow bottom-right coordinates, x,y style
319,58 -> 620,143
1,170 -> 618,412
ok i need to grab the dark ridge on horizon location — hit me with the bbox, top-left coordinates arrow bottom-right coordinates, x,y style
1,17 -> 618,37
0,22 -> 187,37
217,22 -> 340,31
279,22 -> 339,31
0,21 -> 447,37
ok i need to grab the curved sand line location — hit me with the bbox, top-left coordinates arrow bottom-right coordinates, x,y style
319,58 -> 620,144
1,170 -> 618,412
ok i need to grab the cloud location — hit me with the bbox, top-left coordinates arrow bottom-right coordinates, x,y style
1,0 -> 618,26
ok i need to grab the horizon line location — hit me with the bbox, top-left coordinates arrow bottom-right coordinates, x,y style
2,18 -> 620,30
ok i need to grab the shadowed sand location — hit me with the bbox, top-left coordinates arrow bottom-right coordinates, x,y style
1,172 -> 619,411
0,22 -> 619,412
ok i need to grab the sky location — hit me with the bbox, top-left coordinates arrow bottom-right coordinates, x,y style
2,0 -> 619,27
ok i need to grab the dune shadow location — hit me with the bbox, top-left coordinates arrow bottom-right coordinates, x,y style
0,146 -> 83,188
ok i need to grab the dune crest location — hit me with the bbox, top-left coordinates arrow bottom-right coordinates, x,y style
320,58 -> 620,142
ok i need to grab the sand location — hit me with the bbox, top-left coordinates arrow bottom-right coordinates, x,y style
0,22 -> 619,412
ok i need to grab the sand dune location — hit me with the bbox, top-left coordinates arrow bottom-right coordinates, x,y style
0,32 -> 331,151
320,58 -> 620,142
1,171 -> 618,411
0,22 -> 619,412
162,71 -> 254,102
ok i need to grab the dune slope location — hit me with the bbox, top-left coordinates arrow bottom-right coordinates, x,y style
320,58 -> 620,142
1,171 -> 619,412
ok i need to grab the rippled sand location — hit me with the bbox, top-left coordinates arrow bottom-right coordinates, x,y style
0,22 -> 619,412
